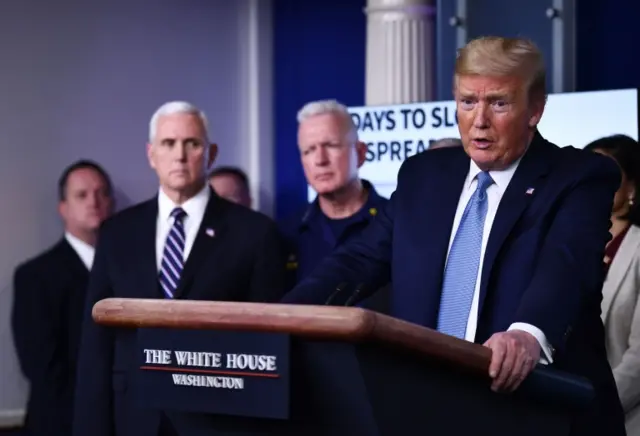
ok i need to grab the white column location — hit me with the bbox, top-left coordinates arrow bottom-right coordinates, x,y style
365,0 -> 436,105
241,0 -> 274,216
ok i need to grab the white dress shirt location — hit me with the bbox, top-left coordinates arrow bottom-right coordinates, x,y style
447,158 -> 553,363
156,185 -> 210,271
65,232 -> 95,270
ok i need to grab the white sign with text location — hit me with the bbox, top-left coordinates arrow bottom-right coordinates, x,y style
307,89 -> 639,200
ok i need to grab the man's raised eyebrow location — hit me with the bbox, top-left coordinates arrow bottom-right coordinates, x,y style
457,88 -> 477,98
485,92 -> 510,101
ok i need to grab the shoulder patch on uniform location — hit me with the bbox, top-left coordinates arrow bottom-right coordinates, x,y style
286,253 -> 298,270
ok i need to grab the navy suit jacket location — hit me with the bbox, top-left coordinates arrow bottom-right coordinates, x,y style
12,239 -> 89,436
282,133 -> 626,435
73,190 -> 287,436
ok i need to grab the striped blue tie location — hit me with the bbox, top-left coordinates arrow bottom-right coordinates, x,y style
159,207 -> 187,299
437,171 -> 494,339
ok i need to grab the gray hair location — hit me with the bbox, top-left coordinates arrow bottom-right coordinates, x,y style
430,137 -> 463,150
297,99 -> 358,142
149,101 -> 210,143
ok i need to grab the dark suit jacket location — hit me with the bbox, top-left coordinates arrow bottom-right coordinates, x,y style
282,133 -> 626,435
12,239 -> 89,436
72,190 -> 286,436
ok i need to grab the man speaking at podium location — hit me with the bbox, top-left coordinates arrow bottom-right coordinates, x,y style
73,102 -> 286,436
282,37 -> 625,434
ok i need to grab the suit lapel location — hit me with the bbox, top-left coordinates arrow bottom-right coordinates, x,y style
174,193 -> 228,299
477,132 -> 552,316
421,150 -> 470,327
602,225 -> 640,322
58,239 -> 90,277
134,199 -> 161,299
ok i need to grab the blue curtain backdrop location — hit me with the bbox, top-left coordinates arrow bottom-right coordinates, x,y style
273,0 -> 637,220
576,1 -> 640,91
273,0 -> 366,221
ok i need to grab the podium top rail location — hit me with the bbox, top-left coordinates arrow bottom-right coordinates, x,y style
93,298 -> 492,375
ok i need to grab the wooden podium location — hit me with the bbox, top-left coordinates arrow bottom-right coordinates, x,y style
93,298 -> 593,436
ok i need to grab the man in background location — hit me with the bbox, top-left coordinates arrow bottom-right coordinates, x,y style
12,160 -> 114,436
280,99 -> 388,307
430,137 -> 463,149
73,101 -> 286,436
208,166 -> 251,208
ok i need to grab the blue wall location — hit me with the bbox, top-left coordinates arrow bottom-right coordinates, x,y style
273,0 -> 366,221
576,1 -> 639,92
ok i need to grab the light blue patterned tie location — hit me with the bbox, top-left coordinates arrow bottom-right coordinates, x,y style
159,207 -> 187,299
437,171 -> 494,338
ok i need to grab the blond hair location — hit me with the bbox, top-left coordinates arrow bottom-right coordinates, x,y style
454,36 -> 546,101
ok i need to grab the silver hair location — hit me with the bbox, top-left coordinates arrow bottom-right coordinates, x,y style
297,99 -> 358,142
430,137 -> 463,150
148,101 -> 210,143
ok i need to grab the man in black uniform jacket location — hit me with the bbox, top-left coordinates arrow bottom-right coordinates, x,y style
72,101 -> 287,436
12,160 -> 114,436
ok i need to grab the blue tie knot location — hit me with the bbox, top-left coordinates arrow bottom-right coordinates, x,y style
171,207 -> 187,222
476,172 -> 494,199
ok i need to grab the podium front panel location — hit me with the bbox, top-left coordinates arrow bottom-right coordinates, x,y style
134,328 -> 290,420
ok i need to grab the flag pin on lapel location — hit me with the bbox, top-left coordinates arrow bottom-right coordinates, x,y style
525,187 -> 535,195
205,228 -> 215,237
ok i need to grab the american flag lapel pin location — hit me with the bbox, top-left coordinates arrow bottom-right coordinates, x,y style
525,187 -> 535,195
205,228 -> 215,237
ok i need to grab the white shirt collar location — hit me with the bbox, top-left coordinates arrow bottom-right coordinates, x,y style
64,232 -> 95,270
464,148 -> 529,193
157,184 -> 211,223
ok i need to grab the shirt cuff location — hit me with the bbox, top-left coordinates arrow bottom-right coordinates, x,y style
508,322 -> 554,365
